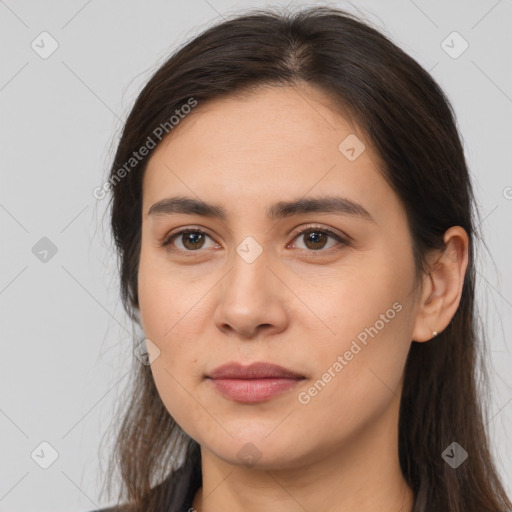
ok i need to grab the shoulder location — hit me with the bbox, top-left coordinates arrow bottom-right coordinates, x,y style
85,457 -> 201,512
85,445 -> 201,512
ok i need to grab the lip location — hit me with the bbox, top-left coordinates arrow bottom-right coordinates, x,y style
208,361 -> 304,380
206,362 -> 305,403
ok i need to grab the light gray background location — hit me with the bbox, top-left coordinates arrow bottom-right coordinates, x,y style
1,1 -> 511,510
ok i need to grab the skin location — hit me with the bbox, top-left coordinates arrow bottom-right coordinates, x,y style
138,84 -> 469,512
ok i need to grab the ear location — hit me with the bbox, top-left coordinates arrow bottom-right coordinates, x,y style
411,226 -> 469,342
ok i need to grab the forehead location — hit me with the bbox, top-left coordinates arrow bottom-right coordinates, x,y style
142,85 -> 398,223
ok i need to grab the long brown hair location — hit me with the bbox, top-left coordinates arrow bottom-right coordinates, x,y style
100,6 -> 511,511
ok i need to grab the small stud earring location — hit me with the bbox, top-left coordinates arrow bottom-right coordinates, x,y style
432,331 -> 438,337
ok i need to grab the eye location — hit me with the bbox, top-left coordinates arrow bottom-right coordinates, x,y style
160,228 -> 217,252
288,225 -> 348,252
160,224 -> 348,254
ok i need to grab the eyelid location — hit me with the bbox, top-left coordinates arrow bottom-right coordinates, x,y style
288,223 -> 351,245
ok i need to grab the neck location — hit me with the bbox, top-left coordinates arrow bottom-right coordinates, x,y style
192,397 -> 414,512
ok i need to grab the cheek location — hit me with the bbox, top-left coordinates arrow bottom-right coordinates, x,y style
294,253 -> 412,348
137,244 -> 204,340
138,281 -> 207,444
294,302 -> 412,451
138,261 -> 205,378
296,255 -> 414,427
137,248 -> 216,440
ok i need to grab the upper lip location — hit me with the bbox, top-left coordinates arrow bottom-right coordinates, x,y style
207,361 -> 304,379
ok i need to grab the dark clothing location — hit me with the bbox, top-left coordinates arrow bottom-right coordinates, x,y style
90,447 -> 202,512
167,450 -> 202,512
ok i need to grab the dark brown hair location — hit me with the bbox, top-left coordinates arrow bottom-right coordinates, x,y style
101,6 -> 511,511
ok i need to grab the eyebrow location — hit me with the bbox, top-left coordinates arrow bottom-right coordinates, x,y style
147,195 -> 375,223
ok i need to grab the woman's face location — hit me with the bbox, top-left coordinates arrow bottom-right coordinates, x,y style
138,84 -> 422,469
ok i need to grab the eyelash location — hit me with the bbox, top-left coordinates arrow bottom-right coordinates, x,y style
159,224 -> 349,255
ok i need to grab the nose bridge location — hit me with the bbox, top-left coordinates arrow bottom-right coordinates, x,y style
226,234 -> 273,303
214,233 -> 289,337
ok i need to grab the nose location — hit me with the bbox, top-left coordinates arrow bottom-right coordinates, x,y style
213,247 -> 290,340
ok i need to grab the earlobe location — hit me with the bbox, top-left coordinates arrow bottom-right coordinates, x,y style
411,226 -> 469,343
411,269 -> 439,342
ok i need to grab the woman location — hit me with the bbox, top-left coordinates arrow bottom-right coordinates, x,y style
94,6 -> 511,512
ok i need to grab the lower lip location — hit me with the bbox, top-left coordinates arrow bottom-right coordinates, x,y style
208,377 -> 303,403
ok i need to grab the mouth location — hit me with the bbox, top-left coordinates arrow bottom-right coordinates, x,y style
206,361 -> 305,404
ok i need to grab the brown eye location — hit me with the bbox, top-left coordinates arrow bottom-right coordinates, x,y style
302,230 -> 330,250
161,225 -> 347,255
291,227 -> 347,252
181,232 -> 206,250
162,230 -> 215,252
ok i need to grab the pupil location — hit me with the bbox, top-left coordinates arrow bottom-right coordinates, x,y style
185,232 -> 203,249
306,231 -> 326,249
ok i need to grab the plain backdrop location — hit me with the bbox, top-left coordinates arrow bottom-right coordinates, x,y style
1,1 -> 511,510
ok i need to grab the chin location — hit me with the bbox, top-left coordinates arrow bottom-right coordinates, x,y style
197,428 -> 313,470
